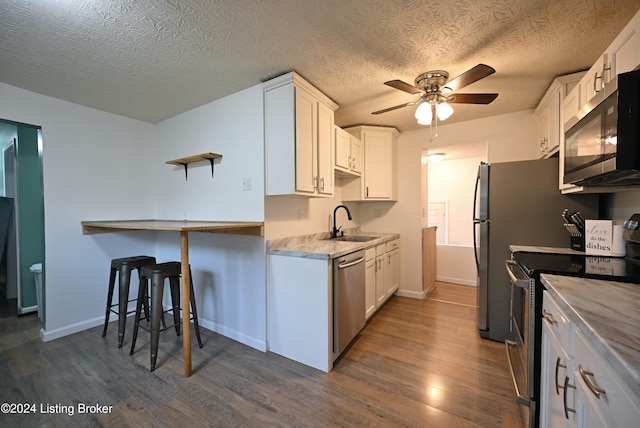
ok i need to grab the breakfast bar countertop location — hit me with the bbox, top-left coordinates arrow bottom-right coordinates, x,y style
540,273 -> 640,398
81,218 -> 264,377
81,219 -> 264,236
267,230 -> 400,260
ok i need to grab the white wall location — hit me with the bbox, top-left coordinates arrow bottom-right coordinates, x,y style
609,190 -> 640,223
0,82 -> 269,351
264,185 -> 359,239
0,82 -> 157,339
153,86 -> 265,222
431,110 -> 538,163
428,156 -> 485,246
153,85 -> 268,350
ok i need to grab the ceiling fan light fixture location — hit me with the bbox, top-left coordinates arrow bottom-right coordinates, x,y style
415,102 -> 433,125
436,102 -> 454,121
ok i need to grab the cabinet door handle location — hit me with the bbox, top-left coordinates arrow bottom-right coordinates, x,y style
593,72 -> 602,94
555,357 -> 566,395
563,376 -> 576,419
543,309 -> 556,325
579,364 -> 606,398
603,63 -> 611,84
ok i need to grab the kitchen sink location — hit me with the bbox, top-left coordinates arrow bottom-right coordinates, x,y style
324,235 -> 377,242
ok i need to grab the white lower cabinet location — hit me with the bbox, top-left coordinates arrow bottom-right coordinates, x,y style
541,290 -> 576,428
573,331 -> 640,428
541,319 -> 576,427
541,290 -> 640,427
374,244 -> 386,308
364,248 -> 376,319
365,240 -> 400,319
268,254 -> 332,372
384,240 -> 400,298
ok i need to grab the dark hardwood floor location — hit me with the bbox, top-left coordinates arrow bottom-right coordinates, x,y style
0,282 -> 523,427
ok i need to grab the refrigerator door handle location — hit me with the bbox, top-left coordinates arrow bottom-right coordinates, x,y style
473,168 -> 481,221
473,221 -> 480,274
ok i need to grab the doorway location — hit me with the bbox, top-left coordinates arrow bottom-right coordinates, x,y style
0,120 -> 45,323
422,141 -> 487,287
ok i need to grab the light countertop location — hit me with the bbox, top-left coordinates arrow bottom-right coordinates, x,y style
540,273 -> 640,398
267,230 -> 400,260
510,245 -> 586,255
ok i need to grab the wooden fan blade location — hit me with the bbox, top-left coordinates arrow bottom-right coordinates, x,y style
372,101 -> 416,115
447,93 -> 498,104
445,64 -> 495,93
384,79 -> 422,94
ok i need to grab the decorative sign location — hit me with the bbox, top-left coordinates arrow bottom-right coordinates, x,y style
585,220 -> 613,255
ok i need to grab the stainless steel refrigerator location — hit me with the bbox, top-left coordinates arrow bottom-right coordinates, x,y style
473,157 -> 599,342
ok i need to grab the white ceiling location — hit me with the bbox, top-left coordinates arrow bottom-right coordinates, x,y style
1,0 -> 640,132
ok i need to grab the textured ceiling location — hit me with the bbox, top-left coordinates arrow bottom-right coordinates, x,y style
1,0 -> 640,132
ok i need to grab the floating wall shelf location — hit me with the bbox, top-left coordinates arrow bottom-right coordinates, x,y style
166,152 -> 222,180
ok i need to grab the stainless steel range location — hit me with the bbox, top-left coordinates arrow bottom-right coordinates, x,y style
505,214 -> 640,428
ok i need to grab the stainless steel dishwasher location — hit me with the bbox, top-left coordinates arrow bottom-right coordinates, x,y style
333,250 -> 366,356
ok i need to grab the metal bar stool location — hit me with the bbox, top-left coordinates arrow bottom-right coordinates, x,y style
129,262 -> 203,371
102,255 -> 157,347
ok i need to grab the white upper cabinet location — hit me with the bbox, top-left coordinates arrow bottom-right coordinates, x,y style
317,102 -> 335,195
570,10 -> 640,119
533,72 -> 583,192
294,86 -> 318,194
607,11 -> 640,81
535,90 -> 558,158
559,9 -> 640,194
342,125 -> 399,201
578,54 -> 609,109
334,126 -> 362,177
263,72 -> 338,197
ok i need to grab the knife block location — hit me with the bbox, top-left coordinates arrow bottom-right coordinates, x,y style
564,223 -> 585,251
570,235 -> 585,251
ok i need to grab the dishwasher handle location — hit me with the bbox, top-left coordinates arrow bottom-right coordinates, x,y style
337,256 -> 365,269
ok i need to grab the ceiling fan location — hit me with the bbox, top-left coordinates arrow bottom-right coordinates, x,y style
372,64 -> 499,125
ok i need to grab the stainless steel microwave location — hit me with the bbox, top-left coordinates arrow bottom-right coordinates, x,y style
563,68 -> 640,187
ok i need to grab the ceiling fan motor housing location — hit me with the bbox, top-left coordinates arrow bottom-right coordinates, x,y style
415,70 -> 449,91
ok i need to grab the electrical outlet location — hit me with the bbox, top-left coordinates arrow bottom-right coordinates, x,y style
297,209 -> 302,221
242,177 -> 252,191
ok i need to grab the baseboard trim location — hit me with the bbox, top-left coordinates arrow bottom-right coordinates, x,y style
41,316 -> 104,342
436,276 -> 477,287
18,304 -> 37,315
395,288 -> 428,299
40,313 -> 267,353
197,318 -> 266,352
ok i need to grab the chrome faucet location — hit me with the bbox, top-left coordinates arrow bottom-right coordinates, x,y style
332,205 -> 352,238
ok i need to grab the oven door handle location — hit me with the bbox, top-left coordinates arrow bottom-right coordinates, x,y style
505,259 -> 530,289
505,340 -> 531,406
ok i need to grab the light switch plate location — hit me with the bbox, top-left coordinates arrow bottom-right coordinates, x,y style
242,177 -> 252,191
